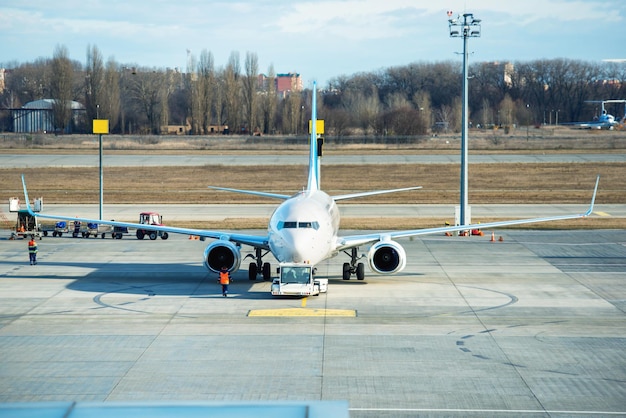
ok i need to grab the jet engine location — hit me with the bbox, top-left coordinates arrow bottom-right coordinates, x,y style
367,240 -> 406,274
203,240 -> 241,273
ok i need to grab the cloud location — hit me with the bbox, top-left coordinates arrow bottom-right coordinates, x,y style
273,0 -> 425,40
272,0 -> 622,41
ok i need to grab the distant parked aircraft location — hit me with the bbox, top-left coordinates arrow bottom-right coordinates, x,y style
566,100 -> 626,130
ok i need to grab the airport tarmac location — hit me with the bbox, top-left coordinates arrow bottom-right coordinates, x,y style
0,229 -> 624,416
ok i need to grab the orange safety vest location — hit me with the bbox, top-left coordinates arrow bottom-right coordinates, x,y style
219,271 -> 230,285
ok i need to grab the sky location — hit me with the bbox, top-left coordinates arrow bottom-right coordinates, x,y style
1,0 -> 625,87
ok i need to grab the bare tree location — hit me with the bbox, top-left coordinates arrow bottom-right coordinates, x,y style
259,64 -> 277,134
128,69 -> 168,134
434,104 -> 454,132
223,51 -> 241,133
281,92 -> 303,134
412,90 -> 432,133
499,94 -> 516,127
198,50 -> 216,134
85,45 -> 104,123
242,51 -> 258,134
343,89 -> 380,134
4,59 -> 50,106
50,45 -> 74,133
99,58 -> 120,131
479,98 -> 491,128
214,67 -> 226,132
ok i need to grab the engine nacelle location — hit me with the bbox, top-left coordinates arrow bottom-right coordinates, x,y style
203,240 -> 241,273
367,240 -> 406,274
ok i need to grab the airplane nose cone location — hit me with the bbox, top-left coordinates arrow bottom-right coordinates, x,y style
273,231 -> 317,264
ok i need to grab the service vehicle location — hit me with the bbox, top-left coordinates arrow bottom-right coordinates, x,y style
50,221 -> 69,237
271,263 -> 328,296
136,212 -> 169,240
8,197 -> 43,239
10,209 -> 43,239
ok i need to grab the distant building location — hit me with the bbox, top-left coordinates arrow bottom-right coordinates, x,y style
257,72 -> 303,97
276,73 -> 302,95
484,61 -> 514,88
12,99 -> 86,133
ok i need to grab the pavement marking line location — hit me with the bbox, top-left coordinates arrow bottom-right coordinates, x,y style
248,308 -> 356,317
301,297 -> 307,308
350,408 -> 626,415
594,211 -> 611,216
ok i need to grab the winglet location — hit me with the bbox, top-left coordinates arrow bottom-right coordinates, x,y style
584,175 -> 600,217
21,175 -> 36,216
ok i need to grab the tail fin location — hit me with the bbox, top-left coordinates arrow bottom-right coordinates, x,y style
306,81 -> 320,192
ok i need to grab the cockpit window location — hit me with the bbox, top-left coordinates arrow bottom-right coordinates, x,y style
277,221 -> 319,230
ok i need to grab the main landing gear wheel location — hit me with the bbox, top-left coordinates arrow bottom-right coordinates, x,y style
342,263 -> 351,280
342,248 -> 366,280
356,262 -> 365,280
248,262 -> 257,280
248,261 -> 272,281
343,262 -> 365,280
246,248 -> 272,281
262,262 -> 271,281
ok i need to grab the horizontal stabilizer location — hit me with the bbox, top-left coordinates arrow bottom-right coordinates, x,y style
208,186 -> 290,200
333,186 -> 422,201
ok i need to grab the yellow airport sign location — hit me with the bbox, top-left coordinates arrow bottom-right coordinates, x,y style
309,119 -> 324,134
93,119 -> 109,134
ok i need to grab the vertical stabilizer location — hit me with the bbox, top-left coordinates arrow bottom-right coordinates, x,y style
306,81 -> 320,192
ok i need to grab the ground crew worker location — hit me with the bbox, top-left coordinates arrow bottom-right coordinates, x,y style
73,219 -> 81,237
28,235 -> 38,265
219,266 -> 230,297
444,221 -> 453,236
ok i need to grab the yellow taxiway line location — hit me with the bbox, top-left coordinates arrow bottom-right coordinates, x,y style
248,308 -> 356,317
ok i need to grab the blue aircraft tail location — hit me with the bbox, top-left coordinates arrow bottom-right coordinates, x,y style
306,81 -> 320,192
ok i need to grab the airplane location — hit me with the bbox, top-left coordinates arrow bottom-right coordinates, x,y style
566,99 -> 626,130
21,81 -> 599,285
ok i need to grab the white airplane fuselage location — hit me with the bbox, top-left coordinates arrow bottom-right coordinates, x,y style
268,190 -> 340,265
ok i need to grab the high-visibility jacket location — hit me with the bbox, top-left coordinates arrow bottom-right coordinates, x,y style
219,271 -> 230,285
28,240 -> 38,254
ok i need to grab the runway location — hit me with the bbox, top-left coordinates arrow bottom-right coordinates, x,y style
1,152 -> 625,168
1,230 -> 624,416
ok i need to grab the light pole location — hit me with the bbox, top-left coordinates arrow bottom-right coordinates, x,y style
448,11 -> 481,228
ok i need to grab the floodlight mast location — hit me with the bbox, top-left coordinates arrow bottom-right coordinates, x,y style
449,13 -> 481,228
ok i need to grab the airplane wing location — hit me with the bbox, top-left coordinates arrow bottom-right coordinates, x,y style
336,175 -> 599,251
21,176 -> 270,249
